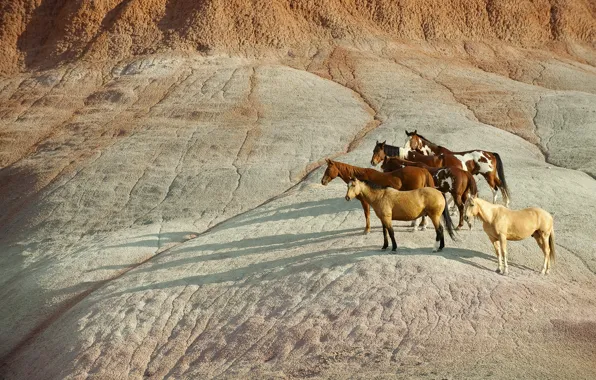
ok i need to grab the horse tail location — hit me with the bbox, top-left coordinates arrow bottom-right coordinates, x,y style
441,194 -> 456,240
493,152 -> 510,202
426,169 -> 435,188
466,170 -> 478,197
549,228 -> 555,264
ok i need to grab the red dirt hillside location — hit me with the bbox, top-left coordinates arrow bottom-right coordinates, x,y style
1,0 -> 595,74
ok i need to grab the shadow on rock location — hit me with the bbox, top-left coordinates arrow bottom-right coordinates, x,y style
218,197 -> 359,231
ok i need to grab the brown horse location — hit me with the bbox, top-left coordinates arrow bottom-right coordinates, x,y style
370,141 -> 406,165
382,156 -> 478,229
345,178 -> 456,251
321,159 -> 434,233
464,196 -> 555,275
404,130 -> 510,207
371,141 -> 444,168
406,150 -> 444,167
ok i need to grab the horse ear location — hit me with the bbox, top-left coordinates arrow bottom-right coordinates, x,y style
414,129 -> 417,134
376,140 -> 379,144
405,130 -> 409,135
325,158 -> 331,164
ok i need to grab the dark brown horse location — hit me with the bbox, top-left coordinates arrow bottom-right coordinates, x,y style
404,130 -> 510,207
321,159 -> 434,233
370,141 -> 406,165
382,156 -> 478,229
371,141 -> 444,167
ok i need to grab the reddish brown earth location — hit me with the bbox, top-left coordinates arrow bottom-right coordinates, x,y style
1,1 -> 596,379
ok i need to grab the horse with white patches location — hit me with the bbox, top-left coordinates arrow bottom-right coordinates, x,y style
464,196 -> 555,275
404,130 -> 510,207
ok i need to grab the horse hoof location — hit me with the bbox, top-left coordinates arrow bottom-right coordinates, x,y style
382,246 -> 388,250
392,248 -> 397,252
495,268 -> 501,274
363,229 -> 371,235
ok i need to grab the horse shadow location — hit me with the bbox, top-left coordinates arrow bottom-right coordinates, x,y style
219,197 -> 361,231
105,229 -> 512,299
398,245 -> 536,273
106,244 -> 381,298
128,227 -> 363,275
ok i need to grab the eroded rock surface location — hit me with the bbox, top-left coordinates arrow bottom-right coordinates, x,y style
1,1 -> 596,378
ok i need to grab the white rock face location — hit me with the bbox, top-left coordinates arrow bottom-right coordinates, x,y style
1,47 -> 596,379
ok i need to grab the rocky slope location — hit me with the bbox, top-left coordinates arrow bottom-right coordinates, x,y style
1,1 -> 596,379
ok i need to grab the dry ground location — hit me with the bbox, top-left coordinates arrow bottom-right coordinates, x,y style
1,41 -> 596,379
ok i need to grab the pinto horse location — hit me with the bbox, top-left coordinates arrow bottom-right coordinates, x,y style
382,156 -> 478,229
345,178 -> 456,251
321,159 -> 434,233
404,130 -> 510,207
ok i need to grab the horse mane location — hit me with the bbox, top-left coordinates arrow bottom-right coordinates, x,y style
415,133 -> 432,143
360,179 -> 390,190
332,160 -> 366,179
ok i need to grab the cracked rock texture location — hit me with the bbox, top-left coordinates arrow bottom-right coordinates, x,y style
1,1 -> 596,379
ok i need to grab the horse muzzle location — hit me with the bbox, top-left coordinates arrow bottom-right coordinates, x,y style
345,195 -> 351,201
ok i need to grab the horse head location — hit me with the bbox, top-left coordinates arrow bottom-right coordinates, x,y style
370,140 -> 387,166
404,129 -> 423,152
345,177 -> 361,201
321,158 -> 339,185
463,195 -> 478,225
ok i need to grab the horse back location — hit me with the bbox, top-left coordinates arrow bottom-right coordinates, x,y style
363,168 -> 402,189
383,187 -> 444,221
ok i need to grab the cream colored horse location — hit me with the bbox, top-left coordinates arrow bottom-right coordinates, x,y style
345,178 -> 455,252
464,196 -> 555,275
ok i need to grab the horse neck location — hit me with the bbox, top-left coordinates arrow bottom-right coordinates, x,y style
475,198 -> 496,223
335,162 -> 364,183
358,183 -> 383,204
420,138 -> 440,154
385,144 -> 401,157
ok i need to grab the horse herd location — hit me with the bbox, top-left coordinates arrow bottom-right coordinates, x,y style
321,130 -> 556,275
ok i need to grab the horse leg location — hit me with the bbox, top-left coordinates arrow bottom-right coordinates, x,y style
494,176 -> 509,208
381,216 -> 397,251
357,195 -> 371,234
490,237 -> 502,273
388,224 -> 398,252
483,173 -> 499,204
535,232 -> 551,275
430,214 -> 444,252
419,215 -> 428,231
499,235 -> 509,275
411,219 -> 418,232
454,192 -> 464,230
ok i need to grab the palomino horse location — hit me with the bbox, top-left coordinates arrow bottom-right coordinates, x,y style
464,196 -> 555,275
345,178 -> 456,251
382,156 -> 478,230
371,141 -> 444,167
404,130 -> 510,207
321,159 -> 434,233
